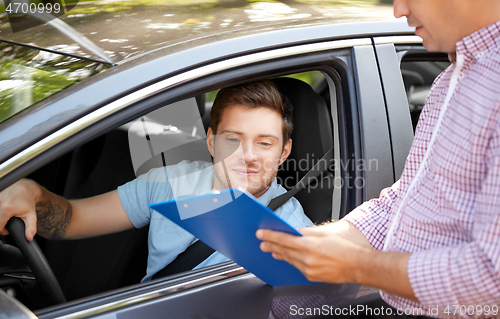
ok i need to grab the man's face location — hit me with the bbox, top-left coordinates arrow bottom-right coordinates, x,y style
394,0 -> 463,53
393,0 -> 493,53
207,104 -> 291,198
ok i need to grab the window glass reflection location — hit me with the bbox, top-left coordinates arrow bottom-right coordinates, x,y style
0,42 -> 110,123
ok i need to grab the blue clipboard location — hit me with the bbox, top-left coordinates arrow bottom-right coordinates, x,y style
149,187 -> 318,286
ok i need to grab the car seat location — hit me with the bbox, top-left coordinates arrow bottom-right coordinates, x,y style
271,77 -> 335,224
43,129 -> 149,301
43,97 -> 208,301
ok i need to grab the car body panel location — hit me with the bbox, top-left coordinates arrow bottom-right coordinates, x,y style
352,45 -> 393,201
0,21 -> 415,171
36,266 -> 273,319
374,43 -> 414,180
0,21 -> 418,191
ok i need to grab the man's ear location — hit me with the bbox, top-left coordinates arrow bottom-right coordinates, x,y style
279,139 -> 292,165
207,127 -> 215,157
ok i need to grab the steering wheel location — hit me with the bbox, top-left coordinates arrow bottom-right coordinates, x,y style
5,217 -> 66,306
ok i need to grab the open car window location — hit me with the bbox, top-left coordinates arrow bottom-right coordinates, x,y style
3,70 -> 338,311
2,33 -> 406,317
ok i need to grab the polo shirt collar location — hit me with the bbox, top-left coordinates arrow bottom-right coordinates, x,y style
253,178 -> 279,207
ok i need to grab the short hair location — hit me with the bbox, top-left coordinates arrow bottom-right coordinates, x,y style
210,80 -> 293,142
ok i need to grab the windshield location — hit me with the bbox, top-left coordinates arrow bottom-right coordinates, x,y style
0,41 -> 111,124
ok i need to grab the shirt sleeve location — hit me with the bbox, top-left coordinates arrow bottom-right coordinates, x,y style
117,167 -> 174,228
407,121 -> 500,308
342,180 -> 400,250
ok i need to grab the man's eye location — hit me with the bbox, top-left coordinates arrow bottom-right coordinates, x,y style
226,137 -> 239,143
260,142 -> 271,147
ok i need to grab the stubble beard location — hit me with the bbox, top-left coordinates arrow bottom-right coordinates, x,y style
213,166 -> 272,197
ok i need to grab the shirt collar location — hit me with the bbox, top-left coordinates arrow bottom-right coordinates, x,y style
254,178 -> 279,207
455,19 -> 500,62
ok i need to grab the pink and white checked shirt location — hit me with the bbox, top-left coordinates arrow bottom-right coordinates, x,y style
344,20 -> 500,317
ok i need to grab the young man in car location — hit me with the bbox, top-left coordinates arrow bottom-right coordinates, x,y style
258,0 -> 500,316
0,79 -> 313,281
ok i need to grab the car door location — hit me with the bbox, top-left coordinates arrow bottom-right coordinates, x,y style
1,24 -> 417,319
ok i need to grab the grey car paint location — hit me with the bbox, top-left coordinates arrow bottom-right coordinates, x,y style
0,21 -> 415,170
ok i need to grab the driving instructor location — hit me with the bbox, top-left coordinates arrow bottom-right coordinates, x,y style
258,0 -> 500,316
0,80 -> 313,281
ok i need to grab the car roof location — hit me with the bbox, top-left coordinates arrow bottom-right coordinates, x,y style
0,0 -> 397,64
0,19 -> 417,171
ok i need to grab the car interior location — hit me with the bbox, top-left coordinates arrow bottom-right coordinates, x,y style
0,56 -> 445,313
0,70 -> 337,309
400,58 -> 450,131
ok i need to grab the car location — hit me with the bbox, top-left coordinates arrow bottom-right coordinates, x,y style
0,1 -> 449,318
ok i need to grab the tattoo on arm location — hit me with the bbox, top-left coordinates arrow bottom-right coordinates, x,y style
36,201 -> 73,240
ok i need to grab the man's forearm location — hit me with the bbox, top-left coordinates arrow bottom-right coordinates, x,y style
35,186 -> 73,240
353,247 -> 417,302
324,218 -> 416,300
1,179 -> 132,241
259,221 -> 417,302
312,222 -> 416,301
311,219 -> 373,249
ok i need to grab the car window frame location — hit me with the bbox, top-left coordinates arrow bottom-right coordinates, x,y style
1,37 -> 401,316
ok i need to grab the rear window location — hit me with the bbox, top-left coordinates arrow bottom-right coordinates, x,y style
0,41 -> 111,123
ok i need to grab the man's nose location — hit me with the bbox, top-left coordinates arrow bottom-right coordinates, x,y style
242,143 -> 258,163
393,0 -> 410,19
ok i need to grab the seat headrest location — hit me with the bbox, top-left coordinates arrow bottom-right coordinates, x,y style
271,77 -> 333,186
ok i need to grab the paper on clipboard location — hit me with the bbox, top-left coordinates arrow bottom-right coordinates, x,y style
149,187 -> 318,286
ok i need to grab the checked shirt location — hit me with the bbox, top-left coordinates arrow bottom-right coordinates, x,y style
344,20 -> 500,317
